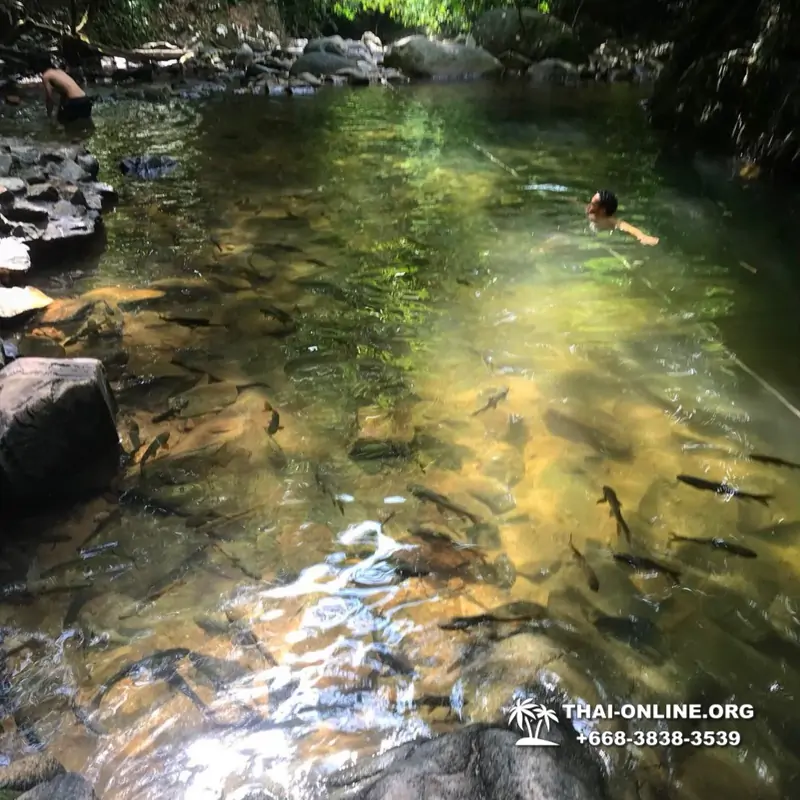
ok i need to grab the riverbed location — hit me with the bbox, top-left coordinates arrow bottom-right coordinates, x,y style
3,81 -> 800,799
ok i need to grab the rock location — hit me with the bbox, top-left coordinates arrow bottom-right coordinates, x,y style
296,72 -> 323,87
0,338 -> 18,366
18,333 -> 66,358
473,8 -> 585,63
235,43 -> 254,69
0,153 -> 11,177
289,52 -> 360,77
336,68 -> 371,86
0,358 -> 120,509
0,286 -> 52,321
45,159 -> 88,184
383,36 -> 502,79
528,58 -> 580,84
350,404 -> 414,459
77,154 -> 99,179
305,36 -> 347,57
119,154 -> 178,180
17,772 -> 97,799
0,238 -> 31,280
326,724 -> 607,799
0,753 -> 65,791
0,177 -> 26,194
26,183 -> 59,203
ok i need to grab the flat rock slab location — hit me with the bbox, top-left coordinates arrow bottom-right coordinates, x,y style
0,238 -> 31,275
327,724 -> 608,800
0,357 -> 120,509
0,285 -> 53,322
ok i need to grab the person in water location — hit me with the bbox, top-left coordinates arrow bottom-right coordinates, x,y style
586,189 -> 659,246
39,60 -> 93,125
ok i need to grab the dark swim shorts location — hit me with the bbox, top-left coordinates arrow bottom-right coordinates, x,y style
57,96 -> 93,124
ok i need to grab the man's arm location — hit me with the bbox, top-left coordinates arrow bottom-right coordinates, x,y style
615,219 -> 659,246
42,72 -> 54,117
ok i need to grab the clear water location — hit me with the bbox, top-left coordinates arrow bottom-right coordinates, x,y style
4,81 -> 800,799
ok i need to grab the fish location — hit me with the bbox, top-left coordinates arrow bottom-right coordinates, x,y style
90,648 -> 193,710
127,419 -> 142,454
209,235 -> 223,252
612,552 -> 681,585
749,453 -> 800,470
668,533 -> 757,558
408,484 -> 482,525
266,409 -> 280,436
315,466 -> 345,514
472,387 -> 509,416
366,643 -> 415,676
676,474 -> 772,506
568,535 -> 599,592
260,304 -> 293,326
139,432 -> 170,472
438,600 -> 547,630
597,486 -> 632,543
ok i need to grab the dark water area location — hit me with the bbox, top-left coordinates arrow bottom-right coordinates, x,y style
3,81 -> 800,799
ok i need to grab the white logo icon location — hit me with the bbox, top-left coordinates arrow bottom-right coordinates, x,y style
508,698 -> 560,747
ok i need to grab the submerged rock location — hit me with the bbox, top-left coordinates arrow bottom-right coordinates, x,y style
17,772 -> 97,799
326,724 -> 607,799
384,36 -> 502,79
0,753 -> 65,791
119,154 -> 179,180
0,357 -> 120,509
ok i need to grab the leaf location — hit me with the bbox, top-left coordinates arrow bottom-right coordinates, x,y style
76,9 -> 89,32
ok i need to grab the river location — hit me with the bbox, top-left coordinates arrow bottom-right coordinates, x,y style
3,81 -> 800,799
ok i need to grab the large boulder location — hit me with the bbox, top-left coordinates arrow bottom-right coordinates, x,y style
0,357 -> 120,509
383,36 -> 502,79
473,8 -> 585,63
326,724 -> 608,799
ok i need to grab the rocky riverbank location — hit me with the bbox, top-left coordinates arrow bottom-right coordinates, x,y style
0,138 -> 117,323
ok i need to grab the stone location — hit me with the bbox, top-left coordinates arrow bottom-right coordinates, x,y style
0,286 -> 52,320
289,52 -> 360,77
17,772 -> 97,799
528,58 -> 580,84
0,358 -> 120,509
4,200 -> 50,225
297,72 -> 323,87
77,153 -> 100,179
119,155 -> 178,180
0,238 -> 30,278
45,159 -> 88,184
27,183 -> 59,203
350,404 -> 414,459
305,35 -> 348,57
18,333 -> 66,358
473,7 -> 585,63
0,153 -> 11,177
0,753 -> 65,791
383,36 -> 502,79
326,724 -> 607,799
235,42 -> 255,69
0,177 -> 26,194
336,68 -> 371,86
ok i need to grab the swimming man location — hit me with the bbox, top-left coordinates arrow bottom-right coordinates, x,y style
586,189 -> 659,246
40,61 -> 93,125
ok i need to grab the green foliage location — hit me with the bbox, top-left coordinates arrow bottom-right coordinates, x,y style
332,0 -> 549,32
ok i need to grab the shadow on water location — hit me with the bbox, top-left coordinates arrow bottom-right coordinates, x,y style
3,81 -> 800,799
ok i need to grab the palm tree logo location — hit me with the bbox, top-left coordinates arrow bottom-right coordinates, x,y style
508,698 -> 560,747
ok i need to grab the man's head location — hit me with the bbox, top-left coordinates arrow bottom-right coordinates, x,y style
34,55 -> 55,75
586,189 -> 618,221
